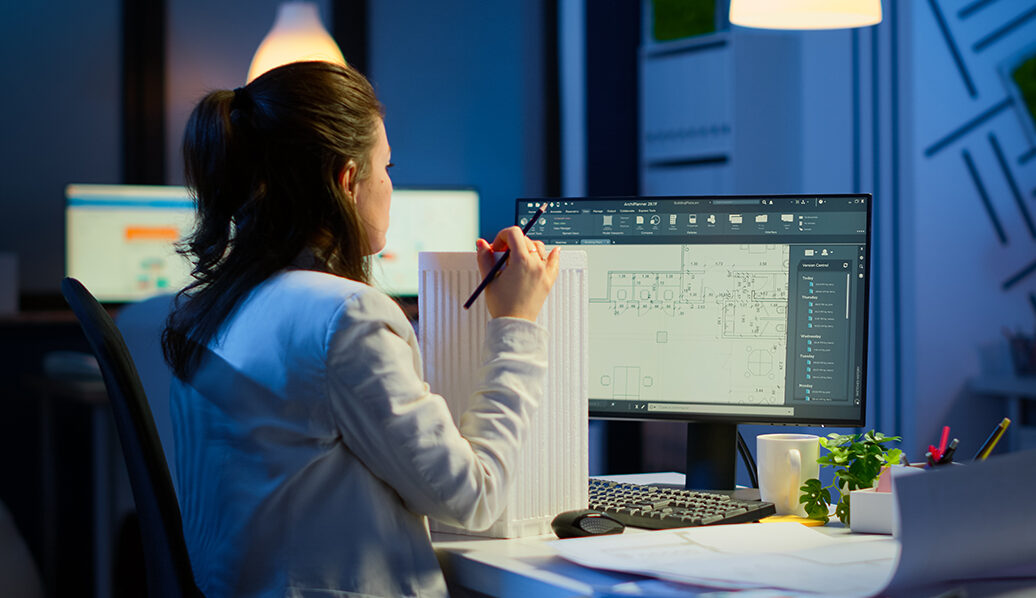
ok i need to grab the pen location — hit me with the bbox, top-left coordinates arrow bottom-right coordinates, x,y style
973,417 -> 1011,461
938,438 -> 958,465
463,202 -> 549,310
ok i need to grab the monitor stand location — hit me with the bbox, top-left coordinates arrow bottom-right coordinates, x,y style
684,422 -> 737,490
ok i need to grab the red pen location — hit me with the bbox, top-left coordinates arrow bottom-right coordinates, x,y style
938,426 -> 950,456
928,444 -> 941,463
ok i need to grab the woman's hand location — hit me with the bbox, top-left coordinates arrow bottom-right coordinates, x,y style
475,226 -> 561,321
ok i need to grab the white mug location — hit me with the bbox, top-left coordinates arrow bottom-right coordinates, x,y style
757,433 -> 820,516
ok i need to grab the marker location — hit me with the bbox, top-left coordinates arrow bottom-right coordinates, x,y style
463,202 -> 549,310
938,438 -> 958,465
974,417 -> 1011,461
938,426 -> 950,457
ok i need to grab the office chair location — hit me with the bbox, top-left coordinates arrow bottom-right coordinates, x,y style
61,277 -> 203,598
117,293 -> 179,497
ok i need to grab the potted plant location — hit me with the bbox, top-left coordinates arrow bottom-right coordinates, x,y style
799,430 -> 902,525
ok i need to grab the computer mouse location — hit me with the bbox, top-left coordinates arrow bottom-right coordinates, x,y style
551,509 -> 625,539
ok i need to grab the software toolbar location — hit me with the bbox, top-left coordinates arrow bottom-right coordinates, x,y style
519,197 -> 868,243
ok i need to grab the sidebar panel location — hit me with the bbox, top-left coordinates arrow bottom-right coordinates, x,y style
792,259 -> 853,403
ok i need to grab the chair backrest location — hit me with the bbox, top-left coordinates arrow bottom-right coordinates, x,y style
60,277 -> 202,598
116,293 -> 179,497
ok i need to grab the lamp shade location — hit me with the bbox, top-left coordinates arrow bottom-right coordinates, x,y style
729,0 -> 882,30
246,2 -> 346,83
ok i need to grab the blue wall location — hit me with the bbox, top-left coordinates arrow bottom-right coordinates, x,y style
368,1 -> 550,239
0,1 -> 121,293
907,0 -> 1036,457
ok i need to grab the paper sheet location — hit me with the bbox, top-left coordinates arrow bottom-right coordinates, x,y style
552,449 -> 1036,595
553,522 -> 897,596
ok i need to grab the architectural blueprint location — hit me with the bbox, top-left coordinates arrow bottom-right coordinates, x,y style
586,243 -> 790,405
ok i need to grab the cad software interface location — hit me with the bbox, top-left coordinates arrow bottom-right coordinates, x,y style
519,195 -> 869,425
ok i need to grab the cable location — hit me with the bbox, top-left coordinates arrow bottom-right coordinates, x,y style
736,431 -> 758,488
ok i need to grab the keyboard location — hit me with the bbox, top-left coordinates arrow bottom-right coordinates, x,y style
588,478 -> 776,530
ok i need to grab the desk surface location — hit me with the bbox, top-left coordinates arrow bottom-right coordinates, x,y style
433,473 -> 1036,598
433,519 -> 861,597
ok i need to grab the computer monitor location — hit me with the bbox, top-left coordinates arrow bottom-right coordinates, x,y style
65,184 -> 196,303
372,188 -> 480,297
518,194 -> 871,489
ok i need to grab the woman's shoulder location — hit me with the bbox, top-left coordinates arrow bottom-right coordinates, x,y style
273,268 -> 368,294
262,269 -> 406,326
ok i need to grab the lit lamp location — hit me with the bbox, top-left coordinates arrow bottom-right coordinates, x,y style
729,0 -> 882,30
246,2 -> 346,83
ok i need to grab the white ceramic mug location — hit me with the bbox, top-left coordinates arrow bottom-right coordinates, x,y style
757,433 -> 820,516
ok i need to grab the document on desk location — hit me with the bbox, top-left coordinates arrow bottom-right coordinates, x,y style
552,449 -> 1036,596
553,522 -> 896,595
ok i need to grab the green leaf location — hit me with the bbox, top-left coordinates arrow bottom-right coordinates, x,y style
803,502 -> 830,522
835,495 -> 851,525
809,429 -> 902,523
798,478 -> 830,523
827,433 -> 854,448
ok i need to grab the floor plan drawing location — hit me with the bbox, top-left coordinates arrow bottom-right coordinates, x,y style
585,243 -> 790,405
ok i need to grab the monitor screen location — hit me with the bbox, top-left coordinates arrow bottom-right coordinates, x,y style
519,195 -> 871,487
372,188 -> 480,297
66,184 -> 196,303
519,195 -> 869,425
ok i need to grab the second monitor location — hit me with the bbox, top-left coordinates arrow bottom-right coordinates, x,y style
372,188 -> 479,297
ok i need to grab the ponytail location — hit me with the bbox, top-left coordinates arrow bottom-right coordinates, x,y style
182,90 -> 239,282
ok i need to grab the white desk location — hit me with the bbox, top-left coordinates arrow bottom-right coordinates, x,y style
433,523 -> 861,597
434,531 -> 1036,598
434,530 -> 645,597
433,473 -> 1036,598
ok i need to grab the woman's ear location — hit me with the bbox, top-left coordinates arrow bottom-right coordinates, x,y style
338,160 -> 359,200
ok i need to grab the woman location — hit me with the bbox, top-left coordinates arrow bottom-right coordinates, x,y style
163,61 -> 560,597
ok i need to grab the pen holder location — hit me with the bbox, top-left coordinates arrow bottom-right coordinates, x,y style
850,464 -> 931,535
418,250 -> 590,538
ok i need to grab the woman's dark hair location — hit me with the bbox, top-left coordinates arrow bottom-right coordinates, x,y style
162,61 -> 383,379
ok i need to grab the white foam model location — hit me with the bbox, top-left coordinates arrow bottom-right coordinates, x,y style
418,250 -> 589,538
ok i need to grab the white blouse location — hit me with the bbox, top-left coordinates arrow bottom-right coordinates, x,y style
171,268 -> 547,597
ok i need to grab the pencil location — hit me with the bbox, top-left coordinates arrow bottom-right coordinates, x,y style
463,202 -> 549,310
974,417 -> 1011,461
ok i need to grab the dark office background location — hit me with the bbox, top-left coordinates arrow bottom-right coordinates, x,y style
3,0 -> 1036,595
